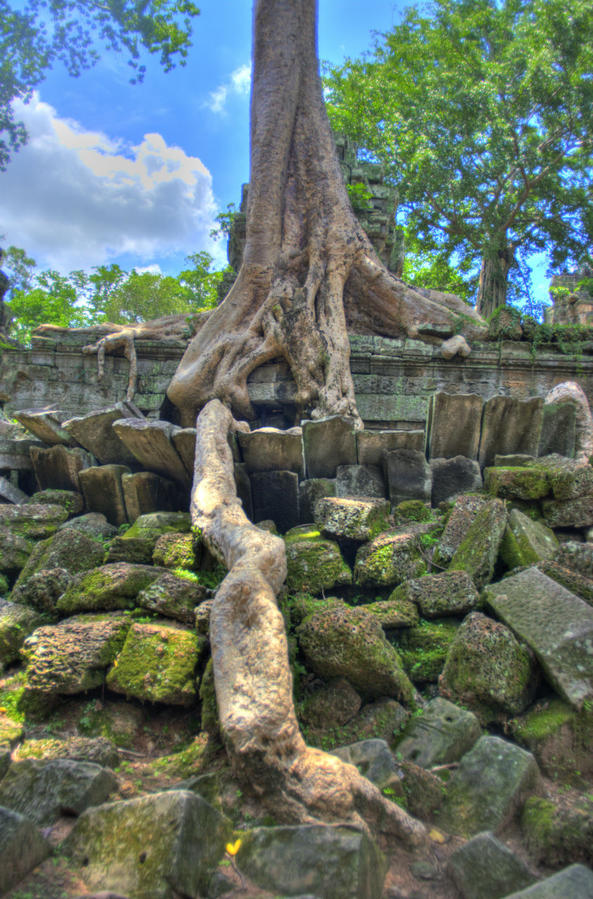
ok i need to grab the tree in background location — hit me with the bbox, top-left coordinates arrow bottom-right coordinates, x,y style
0,0 -> 199,169
326,0 -> 593,317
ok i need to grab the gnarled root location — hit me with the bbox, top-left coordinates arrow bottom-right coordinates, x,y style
192,398 -> 427,849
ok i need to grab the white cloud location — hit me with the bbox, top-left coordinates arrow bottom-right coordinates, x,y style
207,63 -> 251,114
0,94 -> 218,271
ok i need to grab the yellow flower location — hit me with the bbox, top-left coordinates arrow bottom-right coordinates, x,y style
225,838 -> 242,857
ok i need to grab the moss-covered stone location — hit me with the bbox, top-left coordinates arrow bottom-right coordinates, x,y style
484,466 -> 551,501
136,571 -> 208,624
390,570 -> 479,619
304,698 -> 409,752
297,600 -> 415,703
0,503 -> 68,539
439,612 -> 536,723
392,619 -> 458,685
27,489 -> 84,516
125,511 -> 192,541
22,612 -> 131,695
0,574 -> 8,596
298,677 -> 362,731
511,698 -> 593,784
434,494 -> 490,566
0,526 -> 34,573
14,528 -> 105,589
285,527 -> 352,594
16,735 -> 119,768
314,497 -> 391,542
354,529 -> 426,588
76,698 -> 146,749
284,592 -> 343,626
392,500 -> 434,524
57,562 -> 166,615
0,600 -> 48,670
106,621 -> 206,706
153,532 -> 199,570
522,793 -> 593,867
10,566 -> 71,613
537,454 -> 593,501
449,498 -> 507,588
537,560 -> 593,606
500,508 -> 559,569
359,597 -> 419,629
199,658 -> 219,736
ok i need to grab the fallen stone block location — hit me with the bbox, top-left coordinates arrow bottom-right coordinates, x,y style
395,697 -> 481,768
430,456 -> 482,506
250,469 -> 299,532
302,415 -> 357,478
79,464 -> 131,526
112,418 -> 188,485
447,831 -> 536,899
539,401 -> 577,458
383,448 -> 431,506
336,463 -> 386,498
426,392 -> 483,460
238,425 -> 304,474
478,396 -> 543,468
14,407 -> 75,446
63,402 -> 143,465
0,806 -> 51,894
30,444 -> 94,492
356,428 -> 424,466
315,497 -> 391,544
121,471 -> 183,521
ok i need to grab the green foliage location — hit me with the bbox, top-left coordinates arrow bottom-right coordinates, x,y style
346,181 -> 373,212
326,0 -> 593,309
0,0 -> 200,169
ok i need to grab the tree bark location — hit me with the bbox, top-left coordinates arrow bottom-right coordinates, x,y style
476,244 -> 514,319
193,397 -> 428,846
167,0 -> 486,427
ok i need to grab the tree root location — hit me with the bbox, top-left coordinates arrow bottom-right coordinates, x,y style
192,398 -> 428,849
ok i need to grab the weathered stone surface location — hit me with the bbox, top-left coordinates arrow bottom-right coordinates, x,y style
398,760 -> 446,820
356,428 -> 424,466
238,425 -> 304,475
439,735 -> 541,836
358,596 -> 419,629
11,566 -> 71,612
426,393 -> 483,460
394,619 -> 459,684
449,498 -> 507,588
57,512 -> 117,541
537,558 -> 593,607
0,526 -> 33,572
152,532 -> 198,570
302,416 -> 357,478
543,494 -> 593,527
484,567 -> 593,709
315,497 -> 391,543
545,381 -> 593,460
285,527 -> 352,594
540,454 -> 593,500
27,488 -> 84,515
430,456 -> 482,506
336,464 -> 386,499
194,598 -> 213,636
484,466 -> 551,501
299,677 -> 362,730
79,464 -> 131,526
15,527 -> 105,588
354,529 -> 426,588
439,612 -> 536,722
0,806 -> 51,894
122,471 -> 182,522
500,509 -> 559,569
57,562 -> 165,615
557,541 -> 593,576
0,435 -> 42,470
63,403 -> 142,465
250,469 -> 299,533
435,494 -> 489,564
136,571 -> 207,624
383,448 -> 431,506
395,697 -> 481,768
106,621 -> 205,705
30,444 -> 94,492
63,790 -> 229,899
171,426 -> 196,478
539,401 -> 577,458
112,418 -> 188,485
0,757 -> 117,826
479,396 -> 544,468
22,612 -> 131,694
236,824 -> 386,899
14,407 -> 75,446
0,501 -> 68,538
17,735 -> 120,768
523,794 -> 593,870
504,864 -> 593,898
297,600 -> 415,702
332,739 -> 399,790
0,474 -> 28,504
0,599 -> 47,670
392,570 -> 479,619
298,477 -> 336,523
447,831 -> 536,899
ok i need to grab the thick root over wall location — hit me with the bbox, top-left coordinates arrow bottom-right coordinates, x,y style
193,398 -> 427,848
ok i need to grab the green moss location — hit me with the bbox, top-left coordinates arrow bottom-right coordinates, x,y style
285,533 -> 352,595
199,658 -> 219,736
151,733 -> 216,777
514,699 -> 574,743
484,467 -> 550,501
0,670 -> 27,724
393,500 -> 434,524
393,619 -> 458,684
354,532 -> 426,588
153,533 -> 199,571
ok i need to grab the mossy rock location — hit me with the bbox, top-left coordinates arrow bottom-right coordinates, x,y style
153,533 -> 200,571
354,529 -> 426,588
536,454 -> 593,501
27,489 -> 84,516
0,526 -> 34,574
392,500 -> 434,524
283,592 -> 343,627
0,503 -> 69,539
392,619 -> 458,685
57,562 -> 167,615
0,600 -> 48,670
522,793 -> 593,867
0,573 -> 8,596
106,621 -> 206,706
314,497 -> 391,543
14,528 -> 105,589
305,698 -> 409,752
358,597 -> 419,629
537,560 -> 593,606
298,677 -> 362,731
77,698 -> 146,749
136,571 -> 208,624
511,698 -> 593,784
439,612 -> 536,723
125,511 -> 192,541
484,466 -> 551,501
199,658 -> 219,736
500,508 -> 559,570
285,527 -> 352,594
449,498 -> 507,588
15,735 -> 119,768
390,570 -> 479,619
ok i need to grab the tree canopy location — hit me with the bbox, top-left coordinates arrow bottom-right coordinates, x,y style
0,0 -> 200,169
326,0 -> 593,317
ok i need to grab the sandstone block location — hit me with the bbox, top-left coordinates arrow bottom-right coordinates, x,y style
383,448 -> 431,506
430,456 -> 482,506
30,444 -> 94,491
302,415 -> 356,478
79,464 -> 131,526
426,392 -> 483,460
478,396 -> 543,468
238,425 -> 304,474
63,402 -> 142,465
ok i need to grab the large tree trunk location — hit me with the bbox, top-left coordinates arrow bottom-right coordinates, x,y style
167,0 -> 485,427
476,243 -> 514,319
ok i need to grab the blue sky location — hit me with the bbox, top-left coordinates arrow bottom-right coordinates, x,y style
0,1 -> 405,276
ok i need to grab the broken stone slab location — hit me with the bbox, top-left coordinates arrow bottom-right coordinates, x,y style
30,444 -> 94,492
14,408 -> 75,446
539,401 -> 577,458
543,494 -> 593,528
383,448 -> 431,506
331,739 -> 399,791
478,396 -> 543,469
250,469 -> 300,533
538,454 -> 593,501
236,824 -> 386,899
302,415 -> 357,478
438,735 -> 541,836
395,697 -> 481,768
238,425 -> 304,475
0,757 -> 117,826
0,475 -> 28,504
499,508 -> 559,569
112,418 -> 188,485
0,806 -> 51,894
0,436 -> 43,470
504,864 -> 593,898
435,494 -> 490,564
21,612 -> 132,694
426,393 -> 483,460
298,477 -> 336,523
121,471 -> 183,521
63,790 -> 230,899
63,402 -> 143,465
484,567 -> 593,710
27,488 -> 83,516
449,497 -> 507,589
315,497 -> 391,544
0,501 -> 69,538
79,464 -> 131,526
14,527 -> 106,591
430,456 -> 482,506
356,429 -> 424,466
447,831 -> 536,899
336,464 -> 386,498
171,427 -> 197,479
484,466 -> 551,501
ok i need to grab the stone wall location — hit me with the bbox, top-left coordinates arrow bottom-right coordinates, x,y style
1,330 -> 592,431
